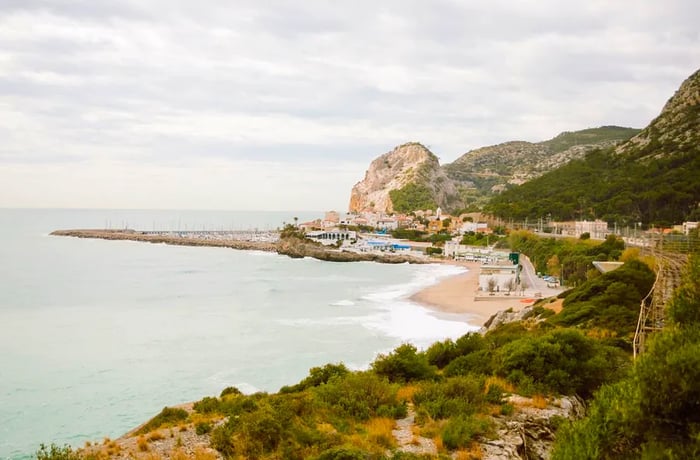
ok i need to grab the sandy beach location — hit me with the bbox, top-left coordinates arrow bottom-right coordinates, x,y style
410,261 -> 533,326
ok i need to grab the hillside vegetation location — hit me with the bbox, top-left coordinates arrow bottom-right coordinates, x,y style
487,69 -> 700,226
553,255 -> 700,459
40,236 -> 677,459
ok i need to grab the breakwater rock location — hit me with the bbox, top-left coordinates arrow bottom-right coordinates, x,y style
51,230 -> 428,264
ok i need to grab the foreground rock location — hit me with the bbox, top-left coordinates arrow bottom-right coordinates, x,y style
479,395 -> 585,460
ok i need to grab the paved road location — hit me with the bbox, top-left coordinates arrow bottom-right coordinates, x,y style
520,254 -> 565,298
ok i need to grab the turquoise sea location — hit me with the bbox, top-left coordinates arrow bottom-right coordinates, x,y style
0,209 -> 476,459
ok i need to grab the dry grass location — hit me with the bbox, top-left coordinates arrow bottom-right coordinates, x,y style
397,385 -> 419,402
366,417 -> 396,448
148,431 -> 165,442
531,394 -> 548,409
192,447 -> 219,460
433,436 -> 444,453
484,376 -> 516,393
137,436 -> 149,452
454,444 -> 483,459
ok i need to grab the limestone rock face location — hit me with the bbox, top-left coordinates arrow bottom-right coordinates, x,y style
348,142 -> 459,213
616,69 -> 700,158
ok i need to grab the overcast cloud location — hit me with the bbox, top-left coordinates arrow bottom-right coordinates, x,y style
1,0 -> 698,210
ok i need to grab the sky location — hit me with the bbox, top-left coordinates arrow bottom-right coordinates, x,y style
1,1 -> 698,211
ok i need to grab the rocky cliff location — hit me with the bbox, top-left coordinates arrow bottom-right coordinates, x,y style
616,69 -> 699,159
348,142 -> 459,213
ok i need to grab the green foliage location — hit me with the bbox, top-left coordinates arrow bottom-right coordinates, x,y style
193,396 -> 221,414
36,444 -> 81,460
314,372 -> 403,420
135,406 -> 189,434
220,386 -> 242,397
414,376 -> 485,419
315,446 -> 369,460
389,183 -> 438,213
495,329 -> 628,397
548,260 -> 655,339
542,126 -> 640,154
425,247 -> 443,256
280,363 -> 350,393
195,421 -> 213,435
487,124 -> 700,225
371,344 -> 437,382
553,254 -> 700,459
390,228 -> 428,241
508,231 -> 625,286
441,415 -> 492,450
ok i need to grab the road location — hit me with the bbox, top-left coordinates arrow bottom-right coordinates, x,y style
520,254 -> 565,298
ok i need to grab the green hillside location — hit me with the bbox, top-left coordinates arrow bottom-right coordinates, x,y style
541,126 -> 640,154
486,69 -> 700,226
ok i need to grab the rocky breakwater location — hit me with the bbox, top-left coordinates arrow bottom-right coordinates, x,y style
50,229 -> 278,252
51,230 -> 428,264
275,237 -> 428,264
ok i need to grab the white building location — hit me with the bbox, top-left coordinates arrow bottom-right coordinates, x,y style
575,220 -> 609,239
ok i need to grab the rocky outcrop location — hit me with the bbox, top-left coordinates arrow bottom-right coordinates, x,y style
479,395 -> 586,460
348,142 -> 459,213
616,69 -> 700,159
275,237 -> 427,264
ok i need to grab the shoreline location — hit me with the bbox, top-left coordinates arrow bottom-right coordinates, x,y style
410,260 -> 534,327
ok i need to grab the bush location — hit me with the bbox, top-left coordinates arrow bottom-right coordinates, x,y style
371,344 -> 437,382
315,446 -> 370,460
220,386 -> 242,398
193,396 -> 221,414
195,421 -> 213,435
281,363 -> 350,393
496,328 -> 628,397
314,372 -> 402,421
414,376 -> 485,419
443,349 -> 493,377
36,444 -> 81,460
441,415 -> 491,450
136,407 -> 189,434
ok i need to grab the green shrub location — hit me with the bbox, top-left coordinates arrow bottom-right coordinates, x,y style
315,446 -> 369,460
220,386 -> 242,398
195,421 -> 213,435
281,363 -> 350,393
371,344 -> 437,382
496,328 -> 628,397
36,444 -> 81,460
443,349 -> 493,377
135,406 -> 189,434
314,372 -> 401,421
193,396 -> 221,414
414,376 -> 485,419
441,415 -> 491,449
425,339 -> 458,368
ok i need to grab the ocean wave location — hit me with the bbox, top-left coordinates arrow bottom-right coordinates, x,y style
330,300 -> 355,307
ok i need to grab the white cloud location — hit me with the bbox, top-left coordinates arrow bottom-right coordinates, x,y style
0,0 -> 698,209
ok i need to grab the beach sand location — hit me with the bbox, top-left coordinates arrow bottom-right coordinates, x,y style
410,261 -> 532,326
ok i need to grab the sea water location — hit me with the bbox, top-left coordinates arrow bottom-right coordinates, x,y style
0,209 -> 477,459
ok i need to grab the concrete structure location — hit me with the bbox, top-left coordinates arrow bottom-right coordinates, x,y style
575,220 -> 609,239
306,230 -> 357,245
